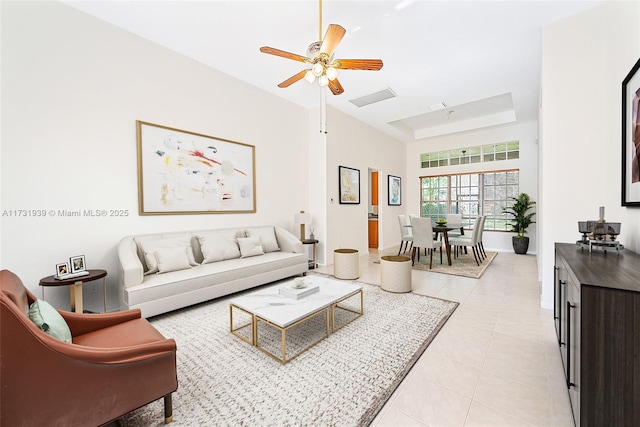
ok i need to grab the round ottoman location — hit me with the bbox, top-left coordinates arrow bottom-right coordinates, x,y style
333,249 -> 359,280
380,255 -> 412,293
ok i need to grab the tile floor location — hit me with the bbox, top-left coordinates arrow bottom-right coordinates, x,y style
315,248 -> 574,427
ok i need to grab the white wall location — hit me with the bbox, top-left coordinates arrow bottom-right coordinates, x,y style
324,106 -> 407,260
0,1 -> 310,311
540,0 -> 640,308
405,121 -> 540,254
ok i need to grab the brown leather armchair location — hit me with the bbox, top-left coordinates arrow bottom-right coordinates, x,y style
0,269 -> 178,426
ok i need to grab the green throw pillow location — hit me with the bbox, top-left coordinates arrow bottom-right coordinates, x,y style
28,300 -> 72,343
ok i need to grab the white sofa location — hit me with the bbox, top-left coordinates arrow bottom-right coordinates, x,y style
118,226 -> 308,317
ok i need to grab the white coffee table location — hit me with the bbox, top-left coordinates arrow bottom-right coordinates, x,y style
229,275 -> 363,364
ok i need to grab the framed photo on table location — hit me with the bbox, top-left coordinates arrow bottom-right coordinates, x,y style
55,262 -> 69,277
339,166 -> 360,204
622,57 -> 640,206
70,255 -> 86,273
388,175 -> 401,206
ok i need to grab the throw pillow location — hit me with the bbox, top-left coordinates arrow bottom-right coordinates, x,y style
237,235 -> 265,258
245,227 -> 280,253
155,246 -> 193,273
196,231 -> 242,263
28,300 -> 72,343
136,235 -> 199,275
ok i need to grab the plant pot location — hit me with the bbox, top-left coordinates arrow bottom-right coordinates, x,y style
512,236 -> 530,254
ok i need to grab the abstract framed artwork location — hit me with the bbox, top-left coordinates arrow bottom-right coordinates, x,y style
622,57 -> 640,207
339,166 -> 360,204
137,121 -> 256,214
388,175 -> 401,206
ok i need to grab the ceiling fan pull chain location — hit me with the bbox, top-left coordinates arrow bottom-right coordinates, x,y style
321,89 -> 327,134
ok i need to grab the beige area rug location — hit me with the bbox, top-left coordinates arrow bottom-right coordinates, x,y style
410,250 -> 497,278
119,278 -> 458,427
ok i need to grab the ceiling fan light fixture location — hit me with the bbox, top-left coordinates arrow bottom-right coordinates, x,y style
259,2 -> 382,96
326,66 -> 338,81
312,62 -> 324,77
304,70 -> 316,83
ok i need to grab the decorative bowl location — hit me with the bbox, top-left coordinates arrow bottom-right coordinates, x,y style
292,278 -> 306,289
436,218 -> 447,225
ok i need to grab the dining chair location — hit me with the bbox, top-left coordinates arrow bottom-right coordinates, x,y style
446,213 -> 463,238
449,216 -> 484,266
410,216 -> 442,268
476,216 -> 487,259
397,215 -> 413,255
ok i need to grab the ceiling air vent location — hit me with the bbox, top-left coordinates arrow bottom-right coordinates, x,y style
349,87 -> 397,108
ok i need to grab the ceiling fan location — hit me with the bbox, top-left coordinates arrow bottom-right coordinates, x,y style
259,0 -> 383,95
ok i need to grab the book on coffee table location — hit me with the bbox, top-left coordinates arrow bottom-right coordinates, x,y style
279,284 -> 319,300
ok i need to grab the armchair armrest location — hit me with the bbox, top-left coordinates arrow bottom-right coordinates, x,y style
4,303 -> 176,365
57,337 -> 177,364
61,308 -> 143,336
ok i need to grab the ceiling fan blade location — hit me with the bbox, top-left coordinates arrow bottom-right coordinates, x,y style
328,78 -> 344,95
320,24 -> 346,57
260,46 -> 311,64
333,59 -> 383,71
278,70 -> 308,88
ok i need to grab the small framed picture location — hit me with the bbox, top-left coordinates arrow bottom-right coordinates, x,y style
56,262 -> 69,277
70,255 -> 86,273
388,175 -> 401,206
622,57 -> 640,206
339,165 -> 360,204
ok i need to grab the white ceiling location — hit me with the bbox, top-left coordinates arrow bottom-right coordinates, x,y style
63,0 -> 601,143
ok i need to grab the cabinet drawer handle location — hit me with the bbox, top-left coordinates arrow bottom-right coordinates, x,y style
558,280 -> 566,346
553,267 -> 559,320
566,301 -> 576,389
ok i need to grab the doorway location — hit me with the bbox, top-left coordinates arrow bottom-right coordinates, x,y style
368,168 -> 379,249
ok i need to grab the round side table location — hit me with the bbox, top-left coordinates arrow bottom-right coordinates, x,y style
380,255 -> 412,293
333,249 -> 359,280
39,269 -> 108,313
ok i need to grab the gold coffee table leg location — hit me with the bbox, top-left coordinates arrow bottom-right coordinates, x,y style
229,304 -> 255,346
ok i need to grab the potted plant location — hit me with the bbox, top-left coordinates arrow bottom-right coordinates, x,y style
503,192 -> 536,254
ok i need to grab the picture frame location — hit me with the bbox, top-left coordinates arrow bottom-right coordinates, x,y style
388,175 -> 401,206
70,255 -> 86,273
137,120 -> 256,215
56,262 -> 70,277
621,57 -> 640,207
339,166 -> 360,204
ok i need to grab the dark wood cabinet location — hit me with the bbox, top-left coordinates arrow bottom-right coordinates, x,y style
554,243 -> 640,426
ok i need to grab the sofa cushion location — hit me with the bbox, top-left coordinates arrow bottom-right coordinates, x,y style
155,246 -> 193,273
245,227 -> 280,253
73,318 -> 167,348
28,300 -> 72,343
237,236 -> 265,258
136,235 -> 199,275
196,230 -> 242,264
125,251 -> 307,306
